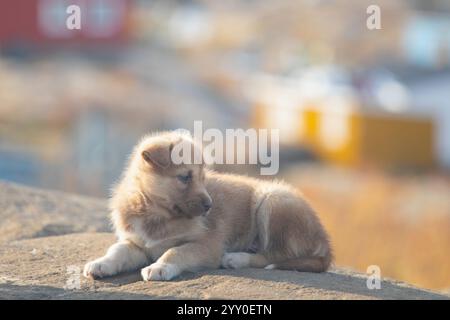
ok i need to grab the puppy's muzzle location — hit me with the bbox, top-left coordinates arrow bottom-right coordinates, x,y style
201,196 -> 212,216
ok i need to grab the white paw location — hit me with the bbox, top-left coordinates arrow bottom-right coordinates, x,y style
141,262 -> 179,281
221,252 -> 250,269
83,259 -> 115,279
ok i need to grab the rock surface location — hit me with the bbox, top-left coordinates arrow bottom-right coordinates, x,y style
0,233 -> 448,300
0,181 -> 448,300
0,181 -> 110,244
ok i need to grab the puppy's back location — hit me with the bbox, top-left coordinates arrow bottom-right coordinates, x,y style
205,169 -> 333,272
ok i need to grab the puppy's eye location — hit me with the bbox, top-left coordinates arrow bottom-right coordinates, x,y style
177,173 -> 191,184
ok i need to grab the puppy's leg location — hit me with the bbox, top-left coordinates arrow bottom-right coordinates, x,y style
84,240 -> 148,279
141,240 -> 222,281
221,252 -> 270,269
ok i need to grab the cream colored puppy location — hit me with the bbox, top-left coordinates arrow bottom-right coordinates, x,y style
83,131 -> 332,281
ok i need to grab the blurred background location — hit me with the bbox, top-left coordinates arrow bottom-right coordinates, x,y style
0,0 -> 449,291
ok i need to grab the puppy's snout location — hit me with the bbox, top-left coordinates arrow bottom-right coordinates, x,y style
201,195 -> 212,213
202,201 -> 212,212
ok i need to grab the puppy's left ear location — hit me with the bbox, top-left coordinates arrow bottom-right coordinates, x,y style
142,143 -> 173,169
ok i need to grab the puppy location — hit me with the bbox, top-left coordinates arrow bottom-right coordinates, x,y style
83,131 -> 333,281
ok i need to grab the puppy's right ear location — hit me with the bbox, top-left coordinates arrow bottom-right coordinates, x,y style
141,143 -> 173,169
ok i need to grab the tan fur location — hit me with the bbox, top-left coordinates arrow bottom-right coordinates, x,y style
84,131 -> 333,281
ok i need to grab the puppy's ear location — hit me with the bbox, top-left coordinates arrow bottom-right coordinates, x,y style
142,143 -> 173,169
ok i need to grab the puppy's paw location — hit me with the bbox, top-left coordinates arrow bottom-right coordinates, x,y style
141,262 -> 179,281
221,252 -> 250,269
83,259 -> 115,279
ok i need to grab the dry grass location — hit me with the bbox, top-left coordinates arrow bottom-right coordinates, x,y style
282,164 -> 450,291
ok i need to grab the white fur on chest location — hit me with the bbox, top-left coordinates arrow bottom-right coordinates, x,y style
116,218 -> 165,250
113,212 -> 207,260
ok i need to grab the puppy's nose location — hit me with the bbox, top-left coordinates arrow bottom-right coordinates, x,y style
202,202 -> 212,212
202,198 -> 212,212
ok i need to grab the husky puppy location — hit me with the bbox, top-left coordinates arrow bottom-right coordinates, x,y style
83,131 -> 332,281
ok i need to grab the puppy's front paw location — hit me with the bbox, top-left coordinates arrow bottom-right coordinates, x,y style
83,259 -> 115,279
141,262 -> 179,281
221,252 -> 250,269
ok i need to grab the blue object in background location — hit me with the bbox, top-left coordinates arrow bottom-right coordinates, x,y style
403,15 -> 450,68
0,149 -> 41,187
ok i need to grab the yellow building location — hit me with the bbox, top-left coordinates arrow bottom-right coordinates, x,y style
253,103 -> 435,170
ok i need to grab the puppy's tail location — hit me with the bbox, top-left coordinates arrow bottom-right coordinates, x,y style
265,255 -> 332,273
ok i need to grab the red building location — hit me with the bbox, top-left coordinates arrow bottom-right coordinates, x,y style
0,0 -> 131,47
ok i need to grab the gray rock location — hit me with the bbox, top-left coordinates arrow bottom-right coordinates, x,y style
0,180 -> 110,244
0,233 -> 448,300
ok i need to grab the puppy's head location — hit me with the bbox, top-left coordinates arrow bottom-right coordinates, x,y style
134,131 -> 212,218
